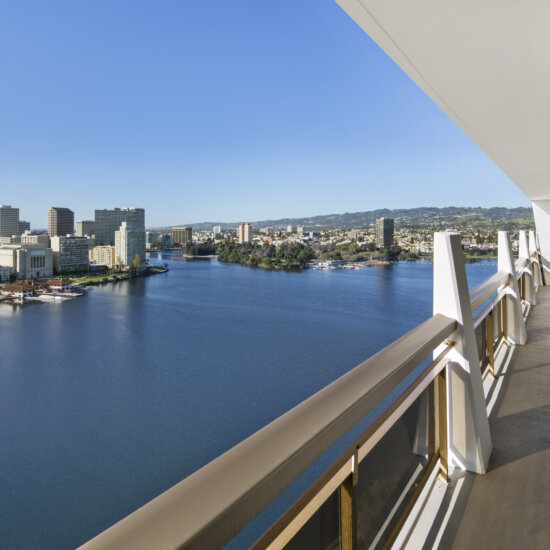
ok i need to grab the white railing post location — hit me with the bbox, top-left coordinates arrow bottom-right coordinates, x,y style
433,232 -> 492,474
532,200 -> 550,284
529,230 -> 543,286
499,231 -> 527,344
519,230 -> 536,305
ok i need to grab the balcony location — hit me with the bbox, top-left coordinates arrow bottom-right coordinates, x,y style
79,2 -> 550,548
77,228 -> 548,549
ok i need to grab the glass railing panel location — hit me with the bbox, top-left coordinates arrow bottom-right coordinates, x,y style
285,490 -> 340,550
356,385 -> 435,548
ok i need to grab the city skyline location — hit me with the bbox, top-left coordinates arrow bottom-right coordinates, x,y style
0,1 -> 529,228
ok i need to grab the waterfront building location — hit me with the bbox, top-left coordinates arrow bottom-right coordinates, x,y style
76,220 -> 96,237
115,222 -> 146,268
18,220 -> 30,235
0,205 -> 19,238
21,231 -> 50,248
375,217 -> 394,248
94,208 -> 145,246
90,245 -> 116,268
172,227 -> 193,246
0,244 -> 53,279
237,223 -> 253,244
50,236 -> 89,274
160,233 -> 173,247
48,207 -> 74,237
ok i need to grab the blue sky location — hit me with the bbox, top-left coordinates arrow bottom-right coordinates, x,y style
0,0 -> 529,228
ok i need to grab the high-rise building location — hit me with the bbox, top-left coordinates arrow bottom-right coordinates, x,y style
76,220 -> 96,237
238,223 -> 253,244
50,236 -> 89,274
0,205 -> 19,238
18,220 -> 30,235
48,207 -> 74,237
172,227 -> 193,246
115,222 -> 146,268
287,225 -> 295,233
297,225 -> 305,235
94,208 -> 145,246
375,217 -> 395,249
213,225 -> 221,234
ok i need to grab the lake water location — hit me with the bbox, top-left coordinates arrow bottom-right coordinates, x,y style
0,255 -> 497,549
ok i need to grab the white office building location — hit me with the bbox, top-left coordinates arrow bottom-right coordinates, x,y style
0,244 -> 53,279
115,222 -> 146,268
21,231 -> 50,247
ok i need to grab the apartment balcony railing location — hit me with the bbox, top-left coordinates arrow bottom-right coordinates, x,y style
79,230 -> 543,550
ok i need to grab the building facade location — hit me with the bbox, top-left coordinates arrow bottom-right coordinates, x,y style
76,220 -> 96,237
48,207 -> 74,237
172,227 -> 193,246
50,236 -> 90,274
94,208 -> 145,246
21,231 -> 50,247
0,205 -> 19,238
0,266 -> 12,281
18,220 -> 30,235
90,245 -> 116,267
115,222 -> 146,267
0,244 -> 53,279
237,223 -> 253,244
375,217 -> 395,249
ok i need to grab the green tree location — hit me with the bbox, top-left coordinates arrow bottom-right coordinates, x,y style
130,255 -> 142,275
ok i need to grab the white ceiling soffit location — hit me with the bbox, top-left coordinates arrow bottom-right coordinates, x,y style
334,0 -> 550,201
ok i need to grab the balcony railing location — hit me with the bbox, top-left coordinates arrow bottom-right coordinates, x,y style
79,230 -> 542,550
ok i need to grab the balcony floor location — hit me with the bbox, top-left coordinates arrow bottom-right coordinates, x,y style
427,286 -> 550,549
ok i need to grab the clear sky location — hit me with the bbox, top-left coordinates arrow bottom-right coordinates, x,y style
0,0 -> 530,228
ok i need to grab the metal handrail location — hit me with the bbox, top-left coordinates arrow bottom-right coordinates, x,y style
79,314 -> 457,550
515,257 -> 528,273
469,271 -> 509,311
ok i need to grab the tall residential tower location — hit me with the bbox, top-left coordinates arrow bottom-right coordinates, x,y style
375,217 -> 394,249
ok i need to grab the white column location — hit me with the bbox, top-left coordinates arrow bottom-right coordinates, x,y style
532,200 -> 550,285
498,232 -> 527,345
529,230 -> 543,286
433,232 -> 492,474
519,230 -> 536,305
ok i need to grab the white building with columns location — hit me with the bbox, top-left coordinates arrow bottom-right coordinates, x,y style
0,244 -> 53,279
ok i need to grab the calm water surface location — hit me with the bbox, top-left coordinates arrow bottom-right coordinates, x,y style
0,256 -> 497,549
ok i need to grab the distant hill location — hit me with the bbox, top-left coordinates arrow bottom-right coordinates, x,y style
152,206 -> 533,231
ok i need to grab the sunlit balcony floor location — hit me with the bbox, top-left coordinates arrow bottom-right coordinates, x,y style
424,286 -> 550,549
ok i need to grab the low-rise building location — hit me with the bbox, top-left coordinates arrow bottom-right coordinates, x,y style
0,236 -> 21,244
50,236 -> 90,274
90,245 -> 116,268
21,231 -> 50,247
0,244 -> 53,279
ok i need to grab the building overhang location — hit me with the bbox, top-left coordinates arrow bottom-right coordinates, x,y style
334,0 -> 550,201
